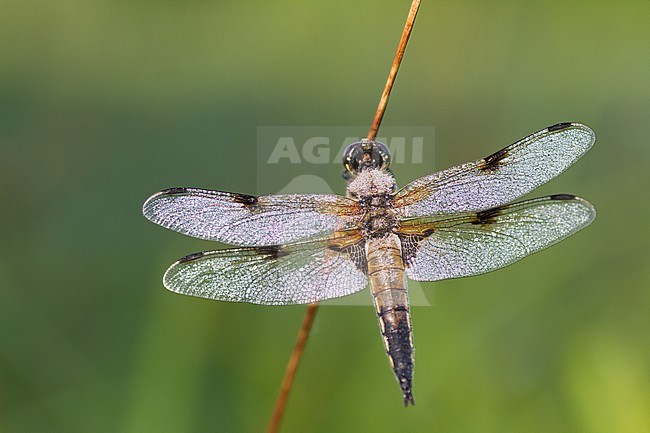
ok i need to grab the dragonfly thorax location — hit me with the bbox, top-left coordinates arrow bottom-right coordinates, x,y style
364,211 -> 397,237
347,169 -> 397,198
347,169 -> 399,237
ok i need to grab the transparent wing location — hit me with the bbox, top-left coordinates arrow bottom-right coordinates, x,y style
394,123 -> 595,217
399,195 -> 595,281
163,232 -> 368,305
143,187 -> 360,246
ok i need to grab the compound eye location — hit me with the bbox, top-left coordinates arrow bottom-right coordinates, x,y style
342,139 -> 391,175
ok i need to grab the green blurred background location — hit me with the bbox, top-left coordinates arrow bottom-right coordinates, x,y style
1,1 -> 649,432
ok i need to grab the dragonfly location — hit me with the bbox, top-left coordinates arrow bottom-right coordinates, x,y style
143,122 -> 595,406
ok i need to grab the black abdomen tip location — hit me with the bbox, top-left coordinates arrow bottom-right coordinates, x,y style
403,389 -> 415,406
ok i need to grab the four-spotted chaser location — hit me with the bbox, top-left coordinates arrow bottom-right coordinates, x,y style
143,122 -> 595,406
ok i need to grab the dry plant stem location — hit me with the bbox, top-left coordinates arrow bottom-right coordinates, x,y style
267,2 -> 421,432
368,0 -> 421,140
267,303 -> 318,433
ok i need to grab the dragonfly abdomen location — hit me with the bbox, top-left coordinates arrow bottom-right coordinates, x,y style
366,234 -> 415,406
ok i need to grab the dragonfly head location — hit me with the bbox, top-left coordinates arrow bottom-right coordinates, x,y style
342,138 -> 391,180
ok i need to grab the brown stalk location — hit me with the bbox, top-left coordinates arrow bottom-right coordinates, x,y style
368,0 -> 421,140
267,2 -> 421,432
266,303 -> 318,433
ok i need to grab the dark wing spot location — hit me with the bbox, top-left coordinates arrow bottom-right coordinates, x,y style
255,245 -> 288,260
161,187 -> 188,195
421,227 -> 436,237
473,207 -> 503,225
350,253 -> 368,274
550,193 -> 576,201
547,122 -> 573,132
480,148 -> 509,171
233,193 -> 258,206
178,251 -> 205,263
399,234 -> 424,266
327,240 -> 367,274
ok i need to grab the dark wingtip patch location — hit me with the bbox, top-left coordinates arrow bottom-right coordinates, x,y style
178,251 -> 205,263
233,193 -> 258,206
550,194 -> 576,201
161,187 -> 189,195
480,148 -> 509,171
327,239 -> 368,274
547,122 -> 574,132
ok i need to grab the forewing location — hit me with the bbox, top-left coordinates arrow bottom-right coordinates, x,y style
394,123 -> 595,217
399,195 -> 595,281
143,187 -> 360,246
163,232 -> 368,305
